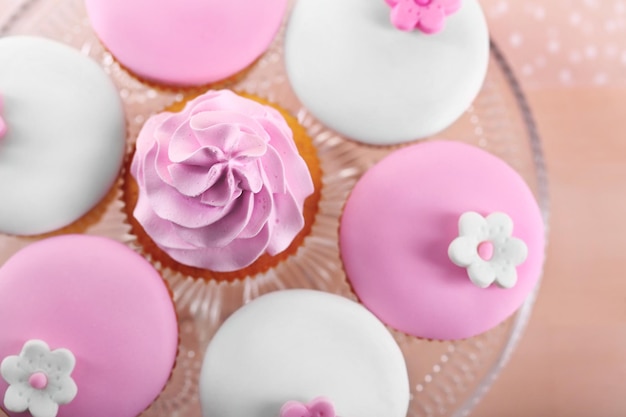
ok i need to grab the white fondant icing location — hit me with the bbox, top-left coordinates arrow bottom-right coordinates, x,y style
284,0 -> 489,145
199,290 -> 409,417
448,211 -> 529,288
0,36 -> 125,235
1,339 -> 77,417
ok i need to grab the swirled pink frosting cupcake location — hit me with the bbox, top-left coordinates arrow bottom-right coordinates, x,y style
129,90 -> 315,272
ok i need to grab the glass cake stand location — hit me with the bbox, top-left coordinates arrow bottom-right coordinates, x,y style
0,1 -> 550,417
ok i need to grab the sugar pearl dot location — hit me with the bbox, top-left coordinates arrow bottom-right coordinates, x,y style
477,241 -> 494,261
28,373 -> 48,390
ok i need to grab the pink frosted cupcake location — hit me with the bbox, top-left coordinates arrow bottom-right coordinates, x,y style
0,235 -> 178,417
340,141 -> 546,340
123,90 -> 322,282
85,0 -> 288,88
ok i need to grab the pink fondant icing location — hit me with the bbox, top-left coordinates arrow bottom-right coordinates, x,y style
340,141 -> 545,340
131,90 -> 314,272
0,235 -> 178,417
84,0 -> 288,86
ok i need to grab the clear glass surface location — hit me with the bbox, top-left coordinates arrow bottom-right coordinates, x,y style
0,1 -> 549,416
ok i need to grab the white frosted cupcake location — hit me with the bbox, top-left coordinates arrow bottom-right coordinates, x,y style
199,290 -> 410,417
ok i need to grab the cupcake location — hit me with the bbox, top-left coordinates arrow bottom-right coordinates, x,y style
124,89 -> 321,281
199,289 -> 410,417
0,235 -> 178,417
84,0 -> 288,89
339,141 -> 546,340
284,0 -> 489,145
0,36 -> 125,236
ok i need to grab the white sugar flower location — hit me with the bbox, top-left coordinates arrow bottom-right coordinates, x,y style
1,340 -> 77,417
448,212 -> 528,289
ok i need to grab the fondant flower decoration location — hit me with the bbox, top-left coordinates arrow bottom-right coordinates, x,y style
280,397 -> 336,417
448,211 -> 528,289
0,93 -> 7,139
385,0 -> 462,34
1,340 -> 78,417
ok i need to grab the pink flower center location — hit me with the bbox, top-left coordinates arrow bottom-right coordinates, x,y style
28,372 -> 48,390
477,241 -> 494,261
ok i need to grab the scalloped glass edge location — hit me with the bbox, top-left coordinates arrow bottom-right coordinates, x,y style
0,2 -> 550,417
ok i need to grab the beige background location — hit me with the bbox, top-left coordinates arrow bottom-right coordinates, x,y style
476,0 -> 626,415
1,0 -> 625,416
475,87 -> 626,416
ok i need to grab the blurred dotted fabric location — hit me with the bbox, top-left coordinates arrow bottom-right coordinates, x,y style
483,0 -> 626,89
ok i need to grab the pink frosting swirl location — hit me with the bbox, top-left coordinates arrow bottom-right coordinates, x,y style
130,90 -> 314,272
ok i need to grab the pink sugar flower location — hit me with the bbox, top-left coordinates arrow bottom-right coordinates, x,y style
280,397 -> 336,417
385,0 -> 462,34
